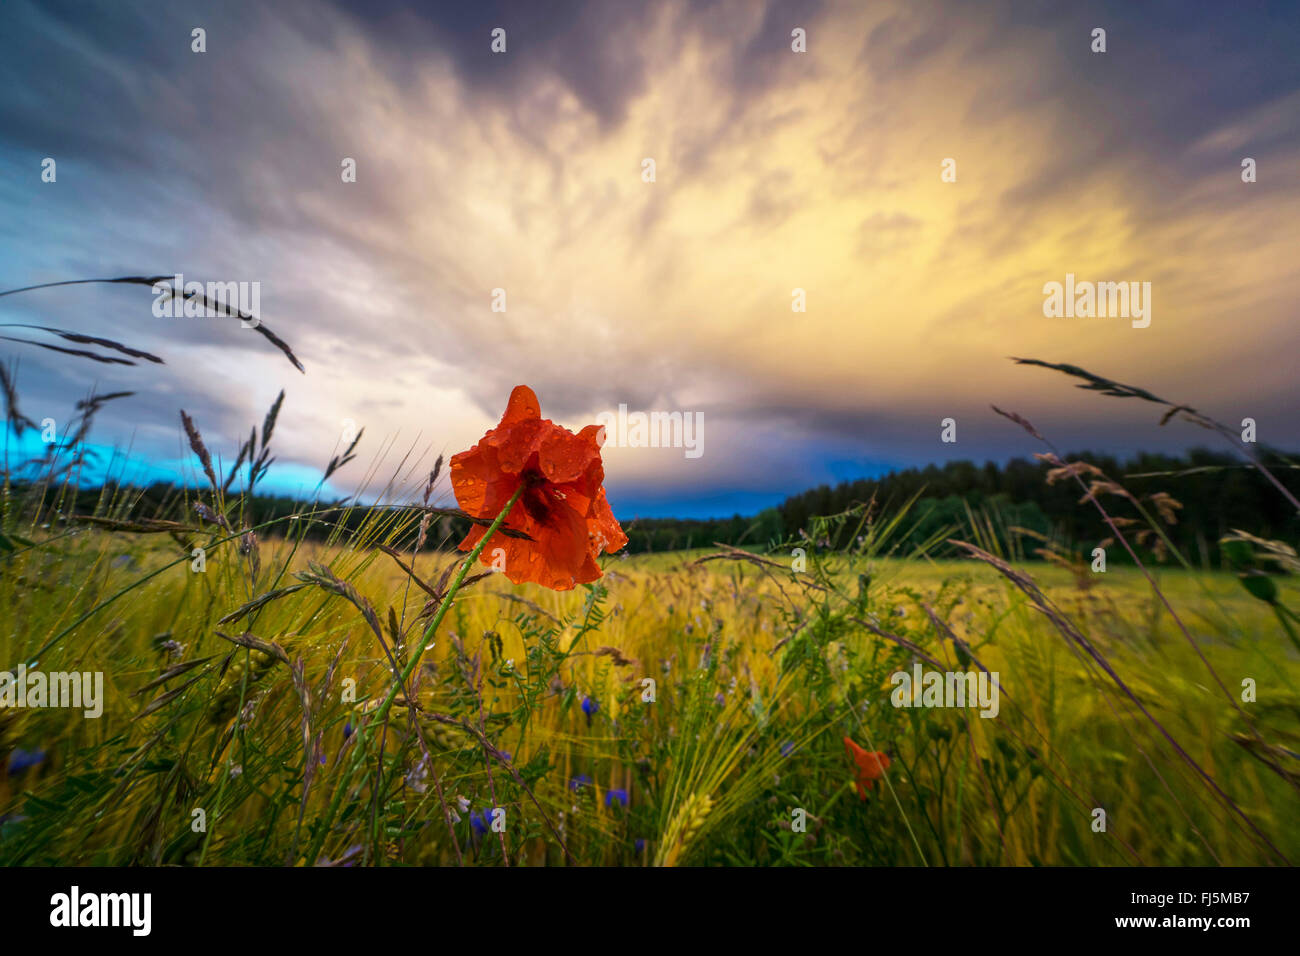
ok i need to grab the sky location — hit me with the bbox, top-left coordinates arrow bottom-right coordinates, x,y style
1,0 -> 1298,519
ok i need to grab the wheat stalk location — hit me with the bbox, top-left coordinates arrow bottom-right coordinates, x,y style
655,791 -> 714,867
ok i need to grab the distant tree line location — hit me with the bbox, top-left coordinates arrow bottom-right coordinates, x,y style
620,448 -> 1300,566
15,448 -> 1298,567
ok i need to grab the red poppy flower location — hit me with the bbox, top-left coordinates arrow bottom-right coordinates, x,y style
450,385 -> 627,591
843,736 -> 891,799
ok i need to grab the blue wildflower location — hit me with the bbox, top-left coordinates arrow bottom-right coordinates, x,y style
581,695 -> 599,727
570,774 -> 593,792
606,788 -> 628,808
634,838 -> 646,853
7,748 -> 45,777
343,721 -> 353,740
470,810 -> 489,835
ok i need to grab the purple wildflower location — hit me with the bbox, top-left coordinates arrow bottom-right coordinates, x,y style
7,749 -> 45,777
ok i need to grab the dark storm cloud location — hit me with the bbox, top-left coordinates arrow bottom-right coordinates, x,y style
329,0 -> 661,128
727,0 -> 828,96
1,0 -> 1297,516
998,0 -> 1299,207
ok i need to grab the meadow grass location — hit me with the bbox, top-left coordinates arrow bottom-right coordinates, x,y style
3,512 -> 1298,866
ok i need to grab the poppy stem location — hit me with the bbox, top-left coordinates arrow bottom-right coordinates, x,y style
402,484 -> 525,702
305,486 -> 524,865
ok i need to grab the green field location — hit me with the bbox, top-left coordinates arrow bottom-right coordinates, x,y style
3,501 -> 1298,867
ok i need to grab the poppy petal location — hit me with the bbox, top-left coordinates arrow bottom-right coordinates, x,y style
500,385 -> 541,426
589,488 -> 628,553
451,444 -> 508,516
489,419 -> 545,475
450,386 -> 626,591
538,427 -> 600,485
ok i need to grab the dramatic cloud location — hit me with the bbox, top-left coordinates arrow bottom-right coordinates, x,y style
2,0 -> 1297,517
